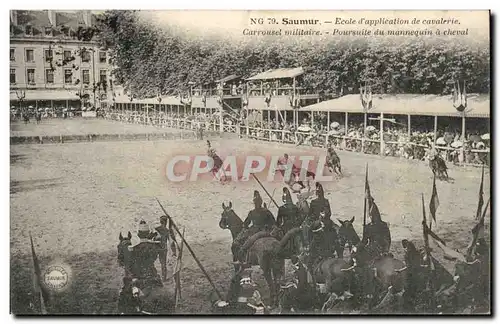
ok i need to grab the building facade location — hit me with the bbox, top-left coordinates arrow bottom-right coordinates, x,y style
10,10 -> 112,112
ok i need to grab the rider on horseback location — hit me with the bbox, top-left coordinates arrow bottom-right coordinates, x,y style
232,191 -> 276,267
310,208 -> 341,260
277,187 -> 301,235
129,220 -> 163,289
362,196 -> 391,257
309,183 -> 332,222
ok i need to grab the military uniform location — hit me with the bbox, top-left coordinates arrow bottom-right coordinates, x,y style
215,269 -> 268,314
233,191 -> 276,265
311,216 -> 339,260
151,216 -> 177,282
129,221 -> 163,288
309,183 -> 332,221
277,187 -> 301,234
362,198 -> 391,255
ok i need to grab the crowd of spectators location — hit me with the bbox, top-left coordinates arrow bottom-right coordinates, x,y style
104,107 -> 490,166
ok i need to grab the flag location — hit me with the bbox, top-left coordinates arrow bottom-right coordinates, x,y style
425,224 -> 466,263
429,175 -> 439,224
362,164 -> 370,240
29,233 -> 48,314
365,165 -> 372,200
467,198 -> 490,259
421,193 -> 435,271
475,165 -> 485,220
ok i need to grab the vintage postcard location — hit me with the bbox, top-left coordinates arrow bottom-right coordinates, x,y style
10,10 -> 490,315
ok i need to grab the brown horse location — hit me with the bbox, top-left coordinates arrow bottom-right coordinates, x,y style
220,202 -> 297,305
429,155 -> 449,180
326,147 -> 342,176
337,217 -> 361,256
117,232 -> 175,314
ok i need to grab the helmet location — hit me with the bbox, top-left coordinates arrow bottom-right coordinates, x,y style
253,190 -> 263,206
282,187 -> 292,204
316,182 -> 324,197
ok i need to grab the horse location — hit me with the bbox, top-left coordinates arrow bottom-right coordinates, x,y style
116,232 -> 175,314
337,217 -> 361,256
429,155 -> 449,180
277,222 -> 352,312
326,148 -> 342,176
23,113 -> 30,125
220,202 -> 295,306
35,112 -> 42,124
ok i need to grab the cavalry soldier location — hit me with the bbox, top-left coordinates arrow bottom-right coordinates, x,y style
309,182 -> 332,222
310,208 -> 342,260
232,191 -> 276,267
130,220 -> 163,288
277,187 -> 301,234
207,140 -> 225,181
150,215 -> 178,282
362,196 -> 391,256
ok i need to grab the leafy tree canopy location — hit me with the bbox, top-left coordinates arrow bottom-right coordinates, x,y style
96,10 -> 490,99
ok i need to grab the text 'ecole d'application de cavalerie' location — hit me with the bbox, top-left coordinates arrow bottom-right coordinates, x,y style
242,16 -> 467,36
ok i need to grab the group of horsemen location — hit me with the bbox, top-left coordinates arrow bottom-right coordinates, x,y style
118,143 -> 488,314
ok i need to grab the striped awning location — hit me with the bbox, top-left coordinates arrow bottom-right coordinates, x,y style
10,90 -> 80,101
301,93 -> 490,118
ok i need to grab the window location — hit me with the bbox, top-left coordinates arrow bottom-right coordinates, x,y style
45,49 -> 53,62
27,69 -> 35,84
25,25 -> 33,36
10,49 -> 15,61
63,50 -> 72,61
45,69 -> 54,84
81,50 -> 91,63
10,69 -> 16,84
25,49 -> 34,62
82,69 -> 90,84
44,27 -> 52,36
99,70 -> 107,83
64,69 -> 72,84
99,51 -> 107,63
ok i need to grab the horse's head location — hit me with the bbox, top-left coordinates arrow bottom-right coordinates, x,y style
117,231 -> 132,267
337,217 -> 360,249
219,201 -> 234,230
220,201 -> 243,238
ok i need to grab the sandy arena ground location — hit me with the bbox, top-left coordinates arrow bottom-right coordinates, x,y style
10,120 -> 490,314
10,119 -> 182,137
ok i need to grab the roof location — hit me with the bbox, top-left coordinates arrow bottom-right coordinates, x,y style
111,94 -> 183,106
301,93 -> 490,118
246,67 -> 304,81
215,75 -> 240,84
10,90 -> 80,101
12,10 -> 98,31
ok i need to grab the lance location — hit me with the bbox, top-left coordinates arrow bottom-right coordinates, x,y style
155,198 -> 223,300
251,173 -> 280,209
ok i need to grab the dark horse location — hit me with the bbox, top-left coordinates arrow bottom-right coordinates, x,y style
429,155 -> 449,180
220,202 -> 297,305
276,221 -> 351,312
337,217 -> 361,255
116,232 -> 175,314
326,146 -> 342,176
337,221 -> 407,310
23,113 -> 30,125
